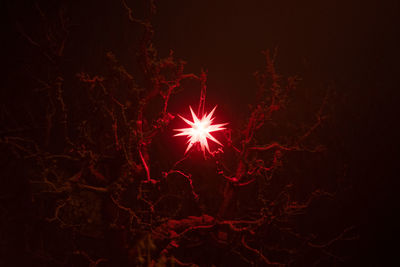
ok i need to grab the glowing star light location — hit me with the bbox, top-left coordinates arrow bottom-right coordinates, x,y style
174,106 -> 228,155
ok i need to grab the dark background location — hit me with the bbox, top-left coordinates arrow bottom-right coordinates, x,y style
2,0 -> 399,265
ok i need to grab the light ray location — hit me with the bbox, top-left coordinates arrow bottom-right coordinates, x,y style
174,106 -> 228,155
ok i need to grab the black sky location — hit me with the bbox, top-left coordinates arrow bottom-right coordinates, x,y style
2,0 -> 399,265
153,4 -> 400,263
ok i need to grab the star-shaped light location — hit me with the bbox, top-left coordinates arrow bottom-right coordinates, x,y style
174,106 -> 228,155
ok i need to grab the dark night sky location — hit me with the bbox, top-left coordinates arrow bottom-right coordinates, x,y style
135,2 -> 399,256
2,0 -> 400,265
151,1 -> 400,264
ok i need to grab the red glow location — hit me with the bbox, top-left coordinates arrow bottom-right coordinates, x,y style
174,106 -> 228,155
